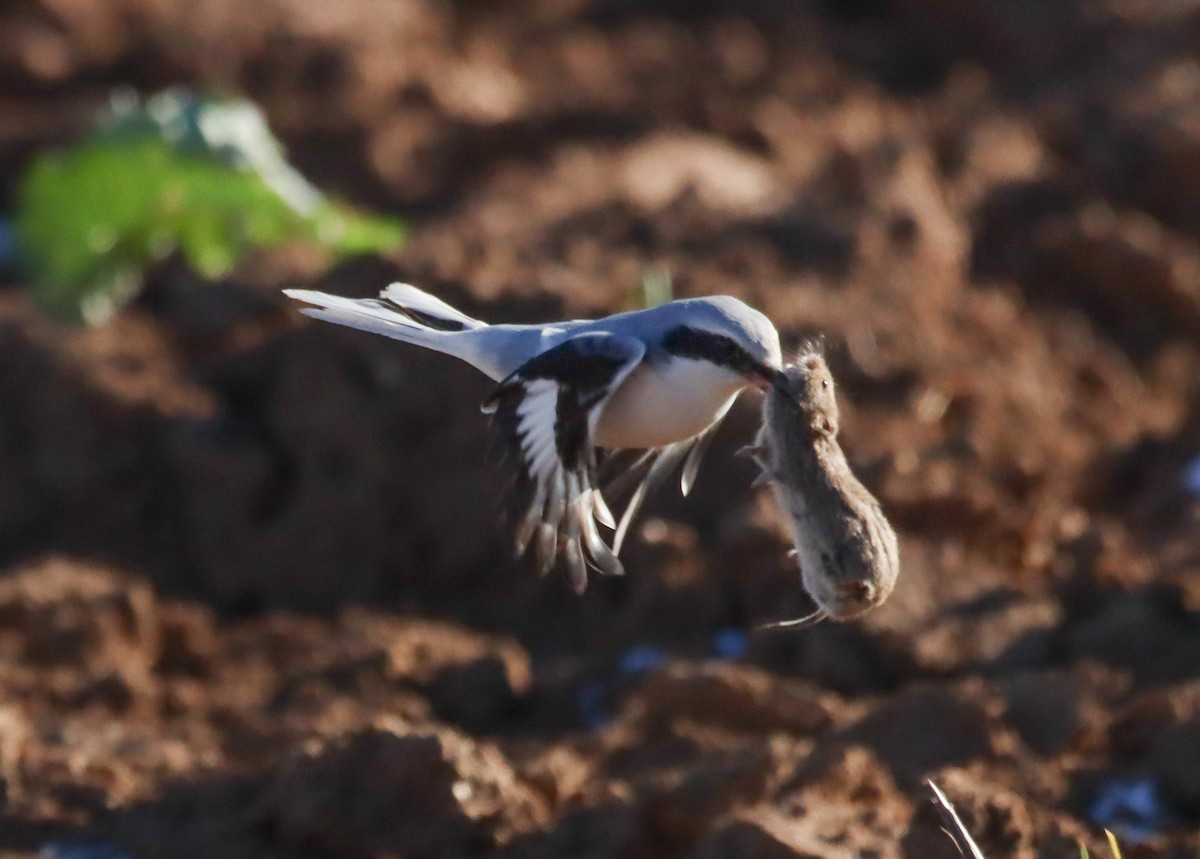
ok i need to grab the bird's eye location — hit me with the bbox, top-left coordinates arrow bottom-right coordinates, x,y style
821,379 -> 830,389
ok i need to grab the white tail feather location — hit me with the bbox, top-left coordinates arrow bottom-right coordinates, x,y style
285,287 -> 489,370
286,288 -> 437,337
381,282 -> 484,330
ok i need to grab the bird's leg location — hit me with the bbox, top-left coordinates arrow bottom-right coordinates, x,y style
535,523 -> 558,575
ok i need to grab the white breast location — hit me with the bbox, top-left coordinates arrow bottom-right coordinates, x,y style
594,357 -> 745,449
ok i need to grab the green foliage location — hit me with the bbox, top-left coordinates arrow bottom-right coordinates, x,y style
640,264 -> 674,309
14,89 -> 404,323
622,263 -> 676,313
1106,830 -> 1124,859
1080,832 -> 1125,859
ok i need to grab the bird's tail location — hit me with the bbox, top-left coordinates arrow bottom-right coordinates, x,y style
377,282 -> 485,331
285,283 -> 494,372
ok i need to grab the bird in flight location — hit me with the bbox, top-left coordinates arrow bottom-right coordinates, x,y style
285,283 -> 786,592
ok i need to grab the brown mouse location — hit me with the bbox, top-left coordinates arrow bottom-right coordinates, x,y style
743,351 -> 899,626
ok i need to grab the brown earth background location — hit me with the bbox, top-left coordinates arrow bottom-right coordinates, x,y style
1,0 -> 1200,857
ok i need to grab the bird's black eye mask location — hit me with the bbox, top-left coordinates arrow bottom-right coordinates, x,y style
662,325 -> 796,401
662,325 -> 764,376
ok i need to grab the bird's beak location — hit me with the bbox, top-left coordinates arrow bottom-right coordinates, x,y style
749,364 -> 790,395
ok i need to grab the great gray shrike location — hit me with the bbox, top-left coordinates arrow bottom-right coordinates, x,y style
285,283 -> 786,592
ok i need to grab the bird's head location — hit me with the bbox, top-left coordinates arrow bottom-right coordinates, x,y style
659,296 -> 786,393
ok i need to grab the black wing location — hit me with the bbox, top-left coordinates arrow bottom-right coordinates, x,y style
482,333 -> 645,593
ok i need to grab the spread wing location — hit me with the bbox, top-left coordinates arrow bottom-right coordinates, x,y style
482,332 -> 645,593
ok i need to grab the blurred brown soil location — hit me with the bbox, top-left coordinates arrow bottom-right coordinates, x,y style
1,0 -> 1200,856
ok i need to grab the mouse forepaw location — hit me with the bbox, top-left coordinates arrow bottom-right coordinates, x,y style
751,470 -> 776,489
737,444 -> 768,463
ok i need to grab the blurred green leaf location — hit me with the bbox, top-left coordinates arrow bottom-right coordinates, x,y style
639,264 -> 674,310
14,90 -> 404,324
1105,831 -> 1123,859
